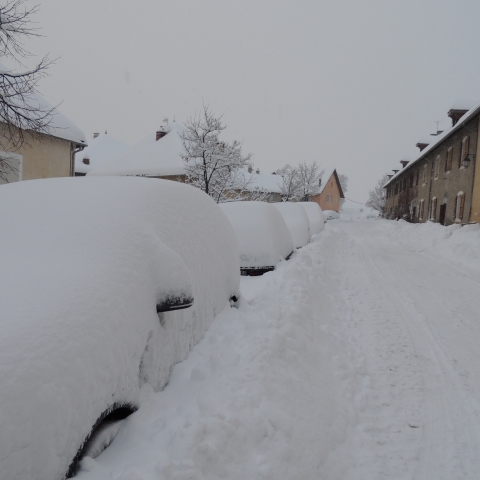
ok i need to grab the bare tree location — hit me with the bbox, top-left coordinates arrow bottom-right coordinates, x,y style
366,173 -> 389,214
181,105 -> 260,203
0,0 -> 54,156
297,161 -> 323,201
277,164 -> 301,201
338,173 -> 348,207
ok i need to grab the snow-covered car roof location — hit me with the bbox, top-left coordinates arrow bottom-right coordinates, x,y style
88,120 -> 185,177
273,202 -> 310,248
220,201 -> 294,270
0,176 -> 239,480
298,202 -> 325,235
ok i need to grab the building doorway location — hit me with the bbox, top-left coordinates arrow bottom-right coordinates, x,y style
439,203 -> 447,225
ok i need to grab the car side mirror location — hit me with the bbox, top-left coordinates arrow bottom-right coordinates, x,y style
153,242 -> 194,313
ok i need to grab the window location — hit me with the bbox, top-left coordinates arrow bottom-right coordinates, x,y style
326,194 -> 330,202
434,155 -> 440,178
445,147 -> 453,171
0,151 -> 23,185
431,197 -> 437,221
423,164 -> 427,184
460,136 -> 470,168
454,192 -> 465,221
419,199 -> 424,220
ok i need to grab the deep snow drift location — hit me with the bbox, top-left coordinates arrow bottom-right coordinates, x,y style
0,177 -> 239,480
75,218 -> 480,480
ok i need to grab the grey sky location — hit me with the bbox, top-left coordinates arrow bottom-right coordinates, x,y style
21,0 -> 480,201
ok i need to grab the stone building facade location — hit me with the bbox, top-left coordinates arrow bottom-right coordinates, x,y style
384,103 -> 480,226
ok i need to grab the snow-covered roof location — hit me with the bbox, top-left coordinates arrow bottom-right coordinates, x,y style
241,168 -> 283,193
0,61 -> 86,145
88,120 -> 185,177
385,99 -> 480,188
318,168 -> 344,198
75,133 -> 128,174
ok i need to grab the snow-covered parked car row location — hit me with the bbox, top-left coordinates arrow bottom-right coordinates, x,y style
220,200 -> 325,275
0,177 -> 240,480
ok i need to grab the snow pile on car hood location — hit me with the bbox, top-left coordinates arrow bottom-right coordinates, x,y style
273,202 -> 310,248
0,177 -> 239,480
299,202 -> 325,235
220,201 -> 293,269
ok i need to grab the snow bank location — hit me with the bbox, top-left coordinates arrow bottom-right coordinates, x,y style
299,201 -> 325,235
324,210 -> 340,220
273,202 -> 310,248
88,121 -> 185,177
0,177 -> 239,480
219,201 -> 293,271
381,219 -> 480,272
75,230 -> 347,480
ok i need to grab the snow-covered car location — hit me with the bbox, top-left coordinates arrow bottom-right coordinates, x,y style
323,210 -> 340,220
0,177 -> 240,479
273,202 -> 310,248
298,202 -> 325,236
220,201 -> 294,276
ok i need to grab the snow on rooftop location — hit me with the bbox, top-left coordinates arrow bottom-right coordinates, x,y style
318,168 -> 336,195
75,133 -> 128,174
88,120 -> 185,177
0,61 -> 86,145
241,168 -> 283,193
385,99 -> 480,187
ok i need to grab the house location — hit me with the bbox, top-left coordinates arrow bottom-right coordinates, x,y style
311,168 -> 344,212
0,75 -> 86,185
75,132 -> 127,176
87,120 -> 186,182
239,166 -> 283,202
384,100 -> 480,225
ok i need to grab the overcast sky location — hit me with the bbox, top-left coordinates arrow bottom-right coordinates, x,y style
18,0 -> 480,201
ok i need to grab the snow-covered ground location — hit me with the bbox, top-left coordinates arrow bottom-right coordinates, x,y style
77,218 -> 480,480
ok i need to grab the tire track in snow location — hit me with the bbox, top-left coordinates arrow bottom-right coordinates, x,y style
360,236 -> 480,480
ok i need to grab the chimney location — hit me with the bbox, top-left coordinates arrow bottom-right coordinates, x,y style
400,160 -> 409,168
93,132 -> 99,139
248,164 -> 253,173
82,154 -> 90,165
448,108 -> 469,127
416,142 -> 429,152
156,127 -> 167,141
387,175 -> 393,179
392,170 -> 399,174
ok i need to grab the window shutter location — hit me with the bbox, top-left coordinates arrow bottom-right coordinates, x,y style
459,194 -> 465,220
453,195 -> 457,219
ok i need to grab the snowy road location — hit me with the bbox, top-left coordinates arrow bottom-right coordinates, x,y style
78,219 -> 480,480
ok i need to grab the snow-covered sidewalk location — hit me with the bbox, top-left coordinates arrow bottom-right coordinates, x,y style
78,219 -> 480,480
